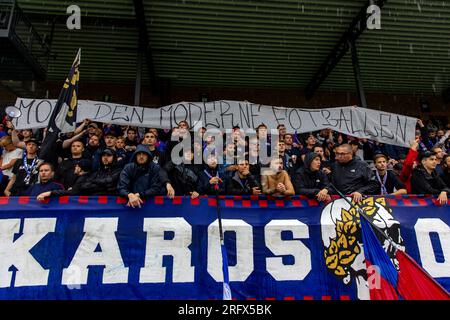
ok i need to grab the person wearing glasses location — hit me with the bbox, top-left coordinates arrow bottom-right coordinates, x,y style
411,151 -> 449,205
330,143 -> 378,202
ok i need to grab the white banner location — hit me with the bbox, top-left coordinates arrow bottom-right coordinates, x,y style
13,98 -> 417,147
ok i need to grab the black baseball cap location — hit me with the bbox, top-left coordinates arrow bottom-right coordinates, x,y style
25,137 -> 41,146
101,148 -> 115,156
76,159 -> 92,172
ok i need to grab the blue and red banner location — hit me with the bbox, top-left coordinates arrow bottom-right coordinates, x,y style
0,195 -> 448,300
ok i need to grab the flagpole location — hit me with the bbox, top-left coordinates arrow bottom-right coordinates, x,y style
215,188 -> 232,300
39,49 -> 81,163
329,183 -> 401,249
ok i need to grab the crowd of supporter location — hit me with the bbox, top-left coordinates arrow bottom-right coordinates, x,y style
0,115 -> 449,207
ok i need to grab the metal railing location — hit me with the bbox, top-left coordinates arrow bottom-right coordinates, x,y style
0,0 -> 50,78
0,0 -> 15,34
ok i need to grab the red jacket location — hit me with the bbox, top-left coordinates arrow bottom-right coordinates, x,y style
400,148 -> 418,193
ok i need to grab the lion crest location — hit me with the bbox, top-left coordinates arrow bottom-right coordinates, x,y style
321,197 -> 404,299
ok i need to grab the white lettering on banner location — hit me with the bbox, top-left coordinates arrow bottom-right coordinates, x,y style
13,98 -> 417,147
207,219 -> 254,282
265,220 -> 311,281
414,218 -> 450,278
62,218 -> 129,285
0,218 -> 56,287
1,217 -> 449,288
140,218 -> 195,283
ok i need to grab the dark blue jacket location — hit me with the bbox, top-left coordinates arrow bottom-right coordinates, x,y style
24,180 -> 64,197
117,145 -> 163,198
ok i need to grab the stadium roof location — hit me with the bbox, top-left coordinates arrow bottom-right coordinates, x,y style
11,0 -> 450,95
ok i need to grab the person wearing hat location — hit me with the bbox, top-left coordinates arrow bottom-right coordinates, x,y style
4,138 -> 42,196
83,148 -> 122,194
292,152 -> 331,202
411,151 -> 450,205
92,127 -> 126,171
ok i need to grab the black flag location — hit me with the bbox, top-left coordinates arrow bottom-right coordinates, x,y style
39,49 -> 80,163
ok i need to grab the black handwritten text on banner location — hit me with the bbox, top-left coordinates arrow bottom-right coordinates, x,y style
13,98 -> 417,147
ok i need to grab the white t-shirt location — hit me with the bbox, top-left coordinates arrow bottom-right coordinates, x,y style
1,148 -> 23,178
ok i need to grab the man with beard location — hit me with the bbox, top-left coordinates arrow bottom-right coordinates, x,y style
117,145 -> 164,208
85,134 -> 101,159
261,157 -> 295,197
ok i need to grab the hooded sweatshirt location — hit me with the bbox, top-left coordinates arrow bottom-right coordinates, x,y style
117,145 -> 163,198
292,152 -> 330,196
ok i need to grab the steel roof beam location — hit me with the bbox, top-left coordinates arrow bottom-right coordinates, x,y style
304,0 -> 387,100
133,0 -> 158,95
18,12 -> 137,28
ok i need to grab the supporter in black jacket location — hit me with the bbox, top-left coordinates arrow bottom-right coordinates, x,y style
36,149 -> 122,199
198,155 -> 226,195
441,154 -> 450,188
292,152 -> 331,202
74,148 -> 121,195
160,149 -> 201,198
330,144 -> 378,202
411,151 -> 450,205
117,145 -> 163,208
225,159 -> 262,195
56,140 -> 91,189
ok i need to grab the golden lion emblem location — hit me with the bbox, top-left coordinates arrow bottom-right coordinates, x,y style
323,197 -> 393,279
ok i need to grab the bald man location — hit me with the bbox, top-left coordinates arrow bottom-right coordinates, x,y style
331,143 -> 378,202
